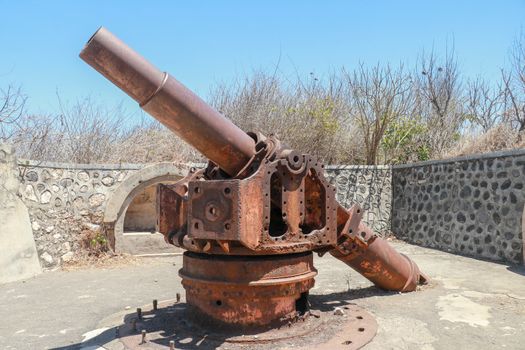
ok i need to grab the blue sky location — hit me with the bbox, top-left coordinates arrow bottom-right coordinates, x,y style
0,0 -> 524,118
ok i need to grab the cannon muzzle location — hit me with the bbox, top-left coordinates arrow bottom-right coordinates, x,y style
81,28 -> 427,305
80,27 -> 255,176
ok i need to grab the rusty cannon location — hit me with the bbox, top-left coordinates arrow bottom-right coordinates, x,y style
80,27 -> 427,338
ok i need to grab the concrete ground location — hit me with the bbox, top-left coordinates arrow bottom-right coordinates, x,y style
0,242 -> 524,350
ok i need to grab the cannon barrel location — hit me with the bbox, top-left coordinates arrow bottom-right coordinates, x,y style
81,28 -> 426,295
79,27 -> 256,177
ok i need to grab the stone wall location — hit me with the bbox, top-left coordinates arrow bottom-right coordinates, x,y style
326,165 -> 392,234
17,160 -> 142,268
392,149 -> 525,264
110,166 -> 392,236
14,151 -> 525,267
15,160 -> 392,268
15,151 -> 525,267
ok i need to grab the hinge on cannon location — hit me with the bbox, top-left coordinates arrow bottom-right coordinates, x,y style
334,205 -> 377,257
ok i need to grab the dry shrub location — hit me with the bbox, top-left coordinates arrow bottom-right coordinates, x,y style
3,95 -> 204,164
79,227 -> 110,257
61,251 -> 138,270
112,121 -> 203,164
210,71 -> 356,164
445,124 -> 524,158
62,228 -> 139,269
2,34 -> 525,165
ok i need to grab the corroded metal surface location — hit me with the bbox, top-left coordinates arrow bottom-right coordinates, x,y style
179,252 -> 316,327
100,298 -> 377,350
182,156 -> 338,255
80,27 -> 256,177
331,205 -> 428,292
156,168 -> 204,245
80,27 -> 427,332
302,304 -> 378,350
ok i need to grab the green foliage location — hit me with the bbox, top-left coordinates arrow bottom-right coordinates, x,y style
81,230 -> 109,256
381,117 -> 430,163
90,232 -> 107,248
416,144 -> 431,161
308,97 -> 340,134
287,97 -> 340,135
451,131 -> 462,142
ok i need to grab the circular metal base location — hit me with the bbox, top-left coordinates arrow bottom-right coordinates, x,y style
180,252 -> 317,327
95,298 -> 377,350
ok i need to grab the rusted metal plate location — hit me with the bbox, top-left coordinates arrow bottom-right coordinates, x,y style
156,169 -> 203,246
183,156 -> 337,255
156,184 -> 184,244
305,304 -> 378,350
105,299 -> 376,350
187,180 -> 239,241
82,27 -> 427,333
331,205 -> 428,292
179,251 -> 317,327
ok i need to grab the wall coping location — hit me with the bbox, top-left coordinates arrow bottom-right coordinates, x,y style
16,159 -> 390,171
327,150 -> 525,170
16,159 -> 208,171
17,159 -> 145,170
392,148 -> 525,170
21,149 -> 525,172
326,164 -> 391,170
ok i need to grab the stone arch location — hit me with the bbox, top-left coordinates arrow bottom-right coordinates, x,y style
103,162 -> 188,254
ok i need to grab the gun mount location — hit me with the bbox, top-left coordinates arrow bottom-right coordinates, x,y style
80,27 -> 427,332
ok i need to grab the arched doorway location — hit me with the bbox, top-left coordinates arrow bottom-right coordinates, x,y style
103,162 -> 189,255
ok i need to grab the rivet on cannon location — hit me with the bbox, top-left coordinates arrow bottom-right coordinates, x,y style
80,26 -> 428,335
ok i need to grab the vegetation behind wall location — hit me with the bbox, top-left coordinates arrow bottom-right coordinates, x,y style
1,35 -> 525,166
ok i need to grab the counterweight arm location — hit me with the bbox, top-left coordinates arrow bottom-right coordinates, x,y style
80,27 -> 427,293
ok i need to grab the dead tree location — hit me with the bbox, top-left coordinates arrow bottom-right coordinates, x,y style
345,63 -> 414,165
502,33 -> 525,133
466,77 -> 504,132
0,84 -> 26,141
415,49 -> 464,156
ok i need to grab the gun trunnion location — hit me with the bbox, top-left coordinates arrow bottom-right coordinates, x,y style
80,27 -> 427,328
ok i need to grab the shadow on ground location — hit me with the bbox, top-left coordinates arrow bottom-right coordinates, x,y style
507,264 -> 525,276
49,286 -> 392,350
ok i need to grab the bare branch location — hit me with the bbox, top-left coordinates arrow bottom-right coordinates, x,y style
345,63 -> 414,164
466,77 -> 504,132
415,48 -> 465,156
0,84 -> 27,140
